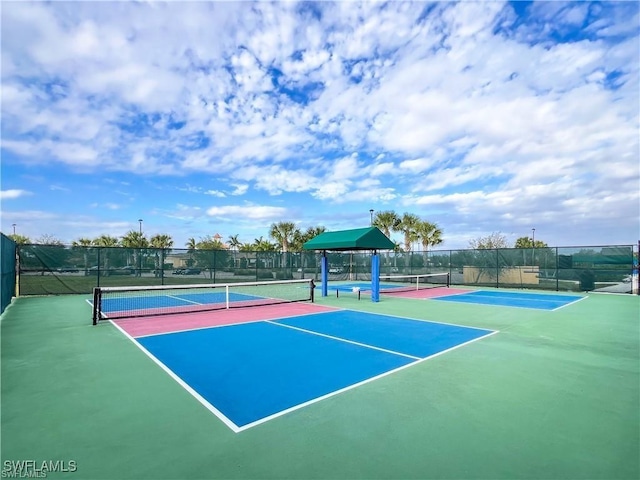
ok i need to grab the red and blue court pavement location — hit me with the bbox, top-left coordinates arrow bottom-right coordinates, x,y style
433,290 -> 586,310
111,303 -> 497,432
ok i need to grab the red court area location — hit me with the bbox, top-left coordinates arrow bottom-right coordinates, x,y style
382,287 -> 469,299
112,303 -> 339,338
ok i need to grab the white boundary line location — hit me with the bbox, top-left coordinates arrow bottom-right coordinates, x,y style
166,294 -> 204,305
433,292 -> 587,311
234,328 -> 500,432
266,320 -> 422,360
338,307 -> 498,333
108,319 -> 242,433
133,307 -> 342,339
104,306 -> 499,434
464,291 -> 584,302
550,295 -> 588,311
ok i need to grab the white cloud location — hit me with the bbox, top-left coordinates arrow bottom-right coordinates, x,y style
1,189 -> 31,199
0,1 -> 637,248
206,204 -> 289,221
205,190 -> 226,198
231,184 -> 248,196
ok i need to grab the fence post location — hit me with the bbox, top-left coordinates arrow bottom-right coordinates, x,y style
636,241 -> 639,296
555,247 -> 559,292
96,248 -> 101,288
495,249 -> 499,289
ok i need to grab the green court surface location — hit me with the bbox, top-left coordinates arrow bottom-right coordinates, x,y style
1,290 -> 638,479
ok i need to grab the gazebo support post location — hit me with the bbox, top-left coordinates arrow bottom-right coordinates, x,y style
371,250 -> 380,302
321,250 -> 328,297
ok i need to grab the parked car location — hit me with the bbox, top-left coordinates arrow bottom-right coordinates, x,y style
173,268 -> 201,275
56,267 -> 79,273
329,267 -> 344,274
111,266 -> 135,275
182,268 -> 201,275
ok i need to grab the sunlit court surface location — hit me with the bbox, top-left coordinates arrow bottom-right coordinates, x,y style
1,285 -> 639,479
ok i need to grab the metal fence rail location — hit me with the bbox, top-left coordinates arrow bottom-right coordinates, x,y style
16,243 -> 638,296
1,234 -> 17,313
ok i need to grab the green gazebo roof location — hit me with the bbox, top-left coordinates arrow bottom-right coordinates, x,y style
302,227 -> 395,251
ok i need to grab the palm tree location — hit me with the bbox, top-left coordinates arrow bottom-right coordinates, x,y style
398,213 -> 420,252
227,234 -> 242,269
185,237 -> 197,267
291,226 -> 326,278
253,236 -> 277,252
93,235 -> 119,247
72,237 -> 93,275
227,234 -> 242,250
398,213 -> 421,268
92,235 -> 119,275
269,221 -> 296,250
149,234 -> 174,277
415,221 -> 443,269
269,221 -> 298,269
372,210 -> 400,238
121,230 -> 149,277
185,237 -> 197,250
373,210 -> 400,272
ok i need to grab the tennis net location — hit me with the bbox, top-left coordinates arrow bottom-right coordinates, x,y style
379,272 -> 450,293
92,278 -> 315,324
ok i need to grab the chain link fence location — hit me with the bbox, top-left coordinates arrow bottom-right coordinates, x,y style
1,233 -> 17,314
15,243 -> 638,296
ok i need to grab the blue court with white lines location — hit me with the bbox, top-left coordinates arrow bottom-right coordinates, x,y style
135,310 -> 496,431
434,290 -> 584,310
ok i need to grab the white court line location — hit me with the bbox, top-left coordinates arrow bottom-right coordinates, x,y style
235,328 -> 500,432
106,306 -> 499,434
265,320 -> 422,360
333,308 -> 497,333
434,293 -> 586,311
465,291 -> 584,303
108,319 -> 243,433
133,307 -> 343,339
166,294 -> 205,305
550,295 -> 588,311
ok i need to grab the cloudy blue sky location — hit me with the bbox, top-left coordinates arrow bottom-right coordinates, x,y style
1,1 -> 638,249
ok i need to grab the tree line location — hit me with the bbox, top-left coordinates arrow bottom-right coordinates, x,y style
6,211 -> 546,252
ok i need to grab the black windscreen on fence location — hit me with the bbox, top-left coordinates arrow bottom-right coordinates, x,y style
16,243 -> 637,296
1,234 -> 17,314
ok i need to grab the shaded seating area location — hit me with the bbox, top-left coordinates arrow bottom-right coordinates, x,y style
303,227 -> 396,302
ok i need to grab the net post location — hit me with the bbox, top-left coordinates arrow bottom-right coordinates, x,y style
446,272 -> 450,288
92,287 -> 101,325
310,279 -> 315,302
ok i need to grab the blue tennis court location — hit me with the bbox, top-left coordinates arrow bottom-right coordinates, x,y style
100,291 -> 261,312
434,290 -> 584,310
134,310 -> 496,431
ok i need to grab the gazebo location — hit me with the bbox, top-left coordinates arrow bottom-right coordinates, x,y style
303,227 -> 396,302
